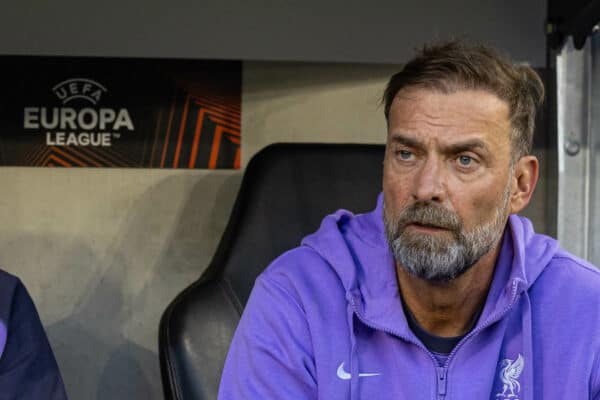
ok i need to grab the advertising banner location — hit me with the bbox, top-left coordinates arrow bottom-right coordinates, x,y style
0,56 -> 241,168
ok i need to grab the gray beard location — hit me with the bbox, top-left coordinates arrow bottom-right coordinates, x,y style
383,183 -> 510,282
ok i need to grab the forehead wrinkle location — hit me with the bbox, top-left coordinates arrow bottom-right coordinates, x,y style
394,109 -> 510,147
393,88 -> 511,130
419,105 -> 504,130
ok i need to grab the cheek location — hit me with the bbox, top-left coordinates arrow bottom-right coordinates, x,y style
383,165 -> 410,204
458,187 -> 505,224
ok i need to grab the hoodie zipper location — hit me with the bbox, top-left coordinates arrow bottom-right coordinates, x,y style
349,279 -> 522,399
436,367 -> 447,399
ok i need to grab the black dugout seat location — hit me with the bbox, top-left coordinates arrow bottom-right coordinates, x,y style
158,142 -> 385,400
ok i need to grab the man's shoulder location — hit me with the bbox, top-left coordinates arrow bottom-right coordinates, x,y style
0,269 -> 36,319
255,244 -> 350,307
0,268 -> 21,288
547,248 -> 600,280
260,246 -> 337,285
533,248 -> 600,300
0,269 -> 24,304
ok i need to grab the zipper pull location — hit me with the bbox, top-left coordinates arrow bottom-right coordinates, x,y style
436,367 -> 447,398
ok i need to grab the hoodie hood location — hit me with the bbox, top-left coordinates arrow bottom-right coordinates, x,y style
302,193 -> 560,336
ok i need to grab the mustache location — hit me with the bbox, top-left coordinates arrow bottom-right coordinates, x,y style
395,202 -> 461,231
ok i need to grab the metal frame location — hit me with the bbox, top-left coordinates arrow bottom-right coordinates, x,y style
556,34 -> 600,265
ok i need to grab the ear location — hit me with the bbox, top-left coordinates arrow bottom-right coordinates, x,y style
509,155 -> 539,214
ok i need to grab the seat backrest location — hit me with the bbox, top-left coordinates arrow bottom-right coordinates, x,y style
159,143 -> 385,400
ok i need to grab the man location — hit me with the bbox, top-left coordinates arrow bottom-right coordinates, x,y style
218,41 -> 600,399
0,270 -> 68,399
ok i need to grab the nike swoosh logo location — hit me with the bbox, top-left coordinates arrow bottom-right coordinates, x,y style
336,362 -> 381,380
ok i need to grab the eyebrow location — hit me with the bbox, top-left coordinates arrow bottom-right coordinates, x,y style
389,134 -> 425,151
389,133 -> 489,154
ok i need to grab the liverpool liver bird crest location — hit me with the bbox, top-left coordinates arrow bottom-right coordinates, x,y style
496,354 -> 524,399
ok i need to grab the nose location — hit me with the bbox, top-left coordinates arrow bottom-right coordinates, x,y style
413,157 -> 446,203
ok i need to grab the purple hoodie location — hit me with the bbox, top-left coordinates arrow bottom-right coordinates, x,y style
219,194 -> 600,399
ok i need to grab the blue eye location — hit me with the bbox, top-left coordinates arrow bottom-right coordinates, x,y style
398,150 -> 412,160
458,155 -> 472,166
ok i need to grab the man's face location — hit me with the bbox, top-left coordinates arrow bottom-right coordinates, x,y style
383,87 -> 514,282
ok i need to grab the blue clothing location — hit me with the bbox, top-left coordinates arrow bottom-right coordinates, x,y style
403,302 -> 463,363
0,270 -> 67,399
219,194 -> 600,399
